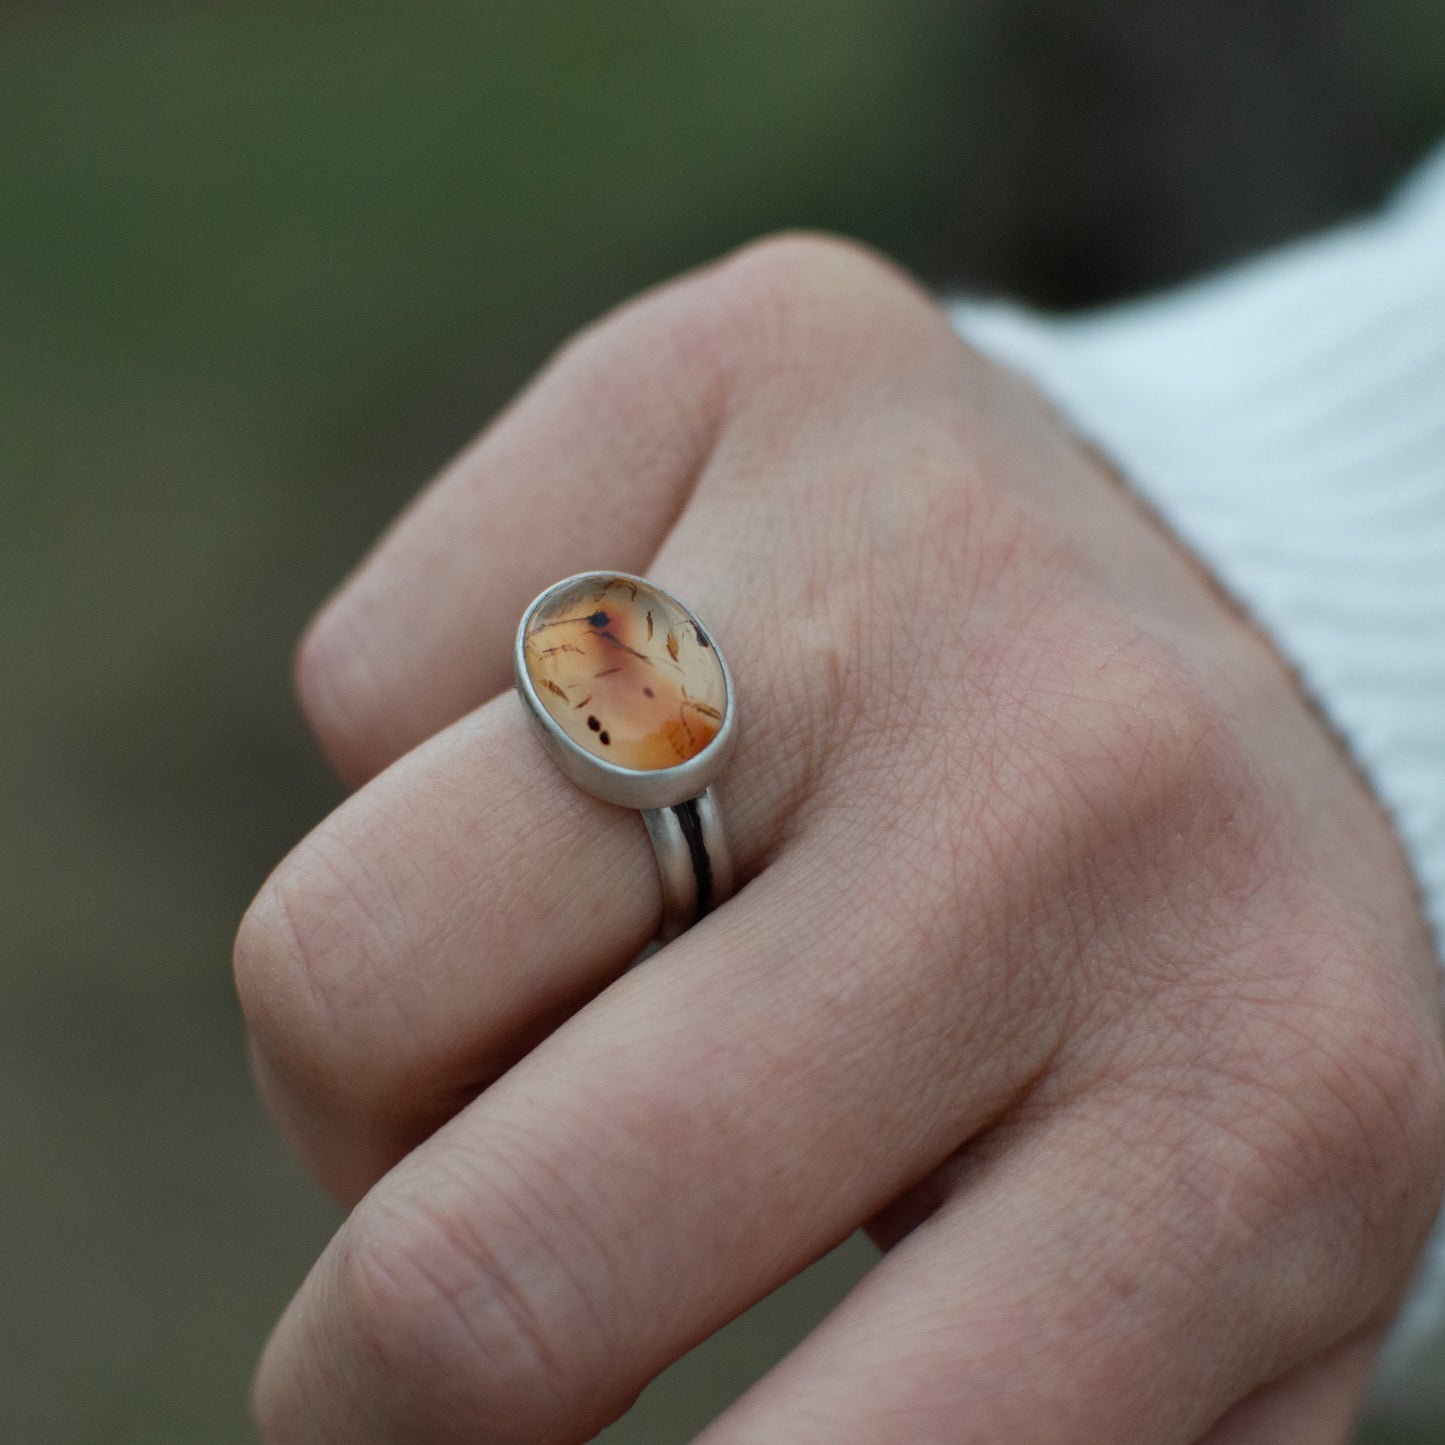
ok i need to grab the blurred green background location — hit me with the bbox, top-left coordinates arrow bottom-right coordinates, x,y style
3,3 -> 1444,1440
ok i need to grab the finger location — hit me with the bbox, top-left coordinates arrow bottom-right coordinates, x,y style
1195,1334 -> 1378,1445
688,1113 -> 1380,1445
235,684 -> 771,1204
236,558 -> 815,1204
295,268 -> 728,785
250,844 -> 1074,1444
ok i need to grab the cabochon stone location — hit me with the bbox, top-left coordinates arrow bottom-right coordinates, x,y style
523,576 -> 725,771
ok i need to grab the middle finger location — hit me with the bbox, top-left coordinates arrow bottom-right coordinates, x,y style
235,647 -> 795,1204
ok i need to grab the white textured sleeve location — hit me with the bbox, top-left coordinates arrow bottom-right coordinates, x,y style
951,142 -> 1445,1371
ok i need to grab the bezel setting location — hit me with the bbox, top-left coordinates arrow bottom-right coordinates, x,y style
514,571 -> 738,811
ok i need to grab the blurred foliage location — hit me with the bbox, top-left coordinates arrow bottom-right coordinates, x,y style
1,2 -> 1443,1440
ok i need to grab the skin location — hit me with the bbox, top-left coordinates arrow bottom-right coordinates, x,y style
235,234 -> 1445,1444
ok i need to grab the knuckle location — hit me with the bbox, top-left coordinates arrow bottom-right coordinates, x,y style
715,229 -> 904,302
233,830 -> 391,1109
233,871 -> 317,1065
1174,917 -> 1445,1308
1023,612 -> 1253,860
338,1183 -> 600,1441
672,230 -> 949,380
293,596 -> 395,786
1090,630 -> 1238,798
1291,943 -> 1445,1236
1101,946 -> 1445,1343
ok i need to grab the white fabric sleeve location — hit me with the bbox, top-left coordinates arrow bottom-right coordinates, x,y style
950,141 -> 1445,1373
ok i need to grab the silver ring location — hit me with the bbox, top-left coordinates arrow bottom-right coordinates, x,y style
515,572 -> 737,942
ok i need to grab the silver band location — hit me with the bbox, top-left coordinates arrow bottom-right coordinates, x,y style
641,786 -> 734,942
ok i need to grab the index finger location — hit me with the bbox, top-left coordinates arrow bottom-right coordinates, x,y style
295,268 -> 726,784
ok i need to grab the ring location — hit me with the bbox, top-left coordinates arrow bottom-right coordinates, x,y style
515,572 -> 737,943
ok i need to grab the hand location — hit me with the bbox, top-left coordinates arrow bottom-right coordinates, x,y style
235,235 -> 1445,1444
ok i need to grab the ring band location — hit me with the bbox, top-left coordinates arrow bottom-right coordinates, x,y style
515,572 -> 737,943
642,789 -> 734,942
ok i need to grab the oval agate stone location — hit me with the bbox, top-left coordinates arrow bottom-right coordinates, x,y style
521,575 -> 727,771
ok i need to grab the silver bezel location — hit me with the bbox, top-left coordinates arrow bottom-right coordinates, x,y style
514,571 -> 738,810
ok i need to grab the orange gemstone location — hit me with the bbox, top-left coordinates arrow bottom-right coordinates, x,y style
522,576 -> 726,771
